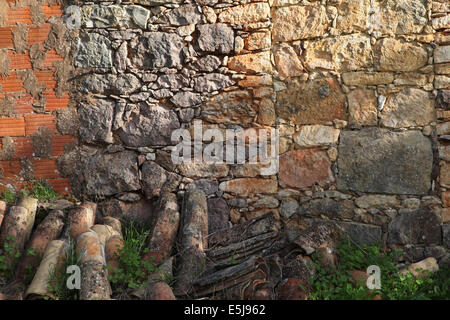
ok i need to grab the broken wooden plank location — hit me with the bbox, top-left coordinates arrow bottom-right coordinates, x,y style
208,214 -> 280,248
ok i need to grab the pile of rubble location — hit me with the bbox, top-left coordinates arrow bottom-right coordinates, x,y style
0,189 -> 440,300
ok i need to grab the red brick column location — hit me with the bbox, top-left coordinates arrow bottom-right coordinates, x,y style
0,0 -> 75,195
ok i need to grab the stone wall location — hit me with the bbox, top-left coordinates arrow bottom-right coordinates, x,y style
10,0 -> 450,263
0,0 -> 75,195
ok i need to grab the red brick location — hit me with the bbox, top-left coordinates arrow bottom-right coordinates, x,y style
43,90 -> 68,110
28,24 -> 51,45
46,178 -> 70,195
32,158 -> 60,179
0,117 -> 26,136
7,50 -> 32,70
0,160 -> 21,179
24,113 -> 57,135
41,49 -> 62,68
42,4 -> 63,19
13,136 -> 33,158
34,69 -> 56,89
13,94 -> 34,114
6,7 -> 32,26
0,72 -> 24,93
51,135 -> 76,156
0,28 -> 14,49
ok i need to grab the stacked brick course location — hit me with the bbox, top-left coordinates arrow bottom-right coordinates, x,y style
0,0 -> 75,194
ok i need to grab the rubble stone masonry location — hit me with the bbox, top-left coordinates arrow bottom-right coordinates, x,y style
1,0 -> 450,258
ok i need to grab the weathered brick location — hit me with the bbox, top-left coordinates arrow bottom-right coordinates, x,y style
27,24 -> 51,45
0,160 -> 21,179
46,178 -> 70,195
51,135 -> 76,156
34,69 -> 56,89
7,50 -> 32,69
13,136 -> 33,158
5,7 -> 32,26
42,4 -> 63,19
0,117 -> 25,136
41,49 -> 63,68
43,90 -> 68,111
24,113 -> 57,135
13,94 -> 33,114
0,72 -> 24,93
32,158 -> 60,178
0,28 -> 14,49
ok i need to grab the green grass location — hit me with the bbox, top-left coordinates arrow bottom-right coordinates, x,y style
308,238 -> 450,300
107,221 -> 158,292
47,239 -> 79,300
29,180 -> 59,203
1,188 -> 18,206
1,180 -> 59,205
0,236 -> 22,281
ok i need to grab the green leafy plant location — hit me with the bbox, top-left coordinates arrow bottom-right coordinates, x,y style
47,240 -> 79,300
0,236 -> 22,280
23,248 -> 43,286
308,238 -> 450,300
107,221 -> 158,292
29,180 -> 59,203
1,188 -> 17,206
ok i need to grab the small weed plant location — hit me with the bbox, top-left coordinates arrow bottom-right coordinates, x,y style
108,221 -> 158,292
47,240 -> 79,300
0,236 -> 22,280
308,238 -> 450,300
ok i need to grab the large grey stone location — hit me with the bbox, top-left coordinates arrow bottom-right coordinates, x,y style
380,88 -> 435,128
171,91 -> 202,108
74,33 -> 112,68
81,5 -> 150,28
443,225 -> 450,249
156,74 -> 190,90
78,73 -> 140,95
197,24 -> 234,54
339,222 -> 382,245
163,4 -> 202,26
132,32 -> 184,69
58,148 -> 141,199
130,0 -> 182,6
296,198 -> 355,220
118,104 -> 180,147
78,99 -> 114,144
194,73 -> 233,93
202,90 -> 256,124
207,197 -> 230,234
186,179 -> 218,195
337,128 -> 433,194
141,161 -> 181,199
99,198 -> 155,228
388,206 -> 441,245
193,55 -> 222,72
115,74 -> 141,95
